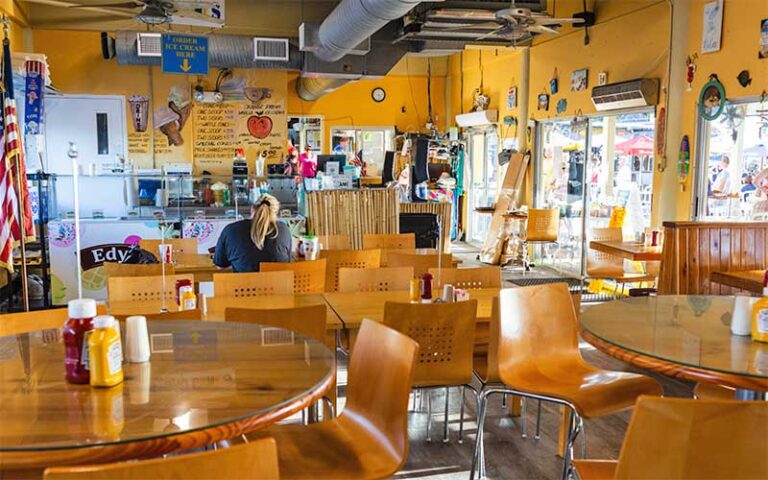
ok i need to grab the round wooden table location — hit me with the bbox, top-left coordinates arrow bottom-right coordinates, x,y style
0,320 -> 335,472
581,296 -> 768,400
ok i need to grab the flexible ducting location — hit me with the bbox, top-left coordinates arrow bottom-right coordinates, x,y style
295,77 -> 353,102
314,0 -> 423,63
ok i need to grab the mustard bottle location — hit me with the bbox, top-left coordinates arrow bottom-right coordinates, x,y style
751,270 -> 768,343
88,315 -> 124,387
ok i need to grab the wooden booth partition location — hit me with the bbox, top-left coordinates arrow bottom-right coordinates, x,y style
658,221 -> 768,295
306,189 -> 399,250
401,202 -> 453,253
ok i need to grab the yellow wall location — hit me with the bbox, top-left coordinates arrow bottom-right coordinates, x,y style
677,0 -> 768,218
31,29 -> 445,171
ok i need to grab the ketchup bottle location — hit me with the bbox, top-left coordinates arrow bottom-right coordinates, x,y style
421,273 -> 433,302
63,298 -> 97,384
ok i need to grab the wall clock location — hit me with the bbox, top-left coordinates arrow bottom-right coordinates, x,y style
371,87 -> 386,103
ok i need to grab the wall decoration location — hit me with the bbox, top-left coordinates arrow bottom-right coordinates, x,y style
507,86 -> 517,109
556,98 -> 568,114
698,75 -> 726,121
247,114 -> 273,139
154,84 -> 191,147
537,93 -> 549,111
701,0 -> 724,54
598,72 -> 608,86
760,19 -> 768,59
128,96 -> 149,132
657,107 -> 666,155
244,87 -> 272,106
24,60 -> 45,135
686,54 -> 698,91
550,68 -> 558,95
737,70 -> 752,88
678,135 -> 690,191
471,88 -> 490,112
570,69 -> 588,92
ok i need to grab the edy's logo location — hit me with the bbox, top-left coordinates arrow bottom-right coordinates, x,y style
80,244 -> 133,270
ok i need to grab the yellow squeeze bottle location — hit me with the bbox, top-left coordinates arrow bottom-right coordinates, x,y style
88,315 -> 124,387
751,271 -> 768,343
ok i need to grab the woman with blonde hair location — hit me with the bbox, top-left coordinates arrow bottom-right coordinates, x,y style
213,193 -> 292,272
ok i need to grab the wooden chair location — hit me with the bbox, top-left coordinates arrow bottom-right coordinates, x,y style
384,300 -> 478,442
587,228 -> 656,296
573,396 -> 768,479
103,262 -> 171,278
338,267 -> 413,293
693,382 -> 736,400
0,305 -> 110,336
384,252 -> 453,278
320,249 -> 381,292
363,233 -> 416,250
108,274 -> 195,303
139,238 -> 198,256
43,437 -> 279,480
428,267 -> 502,290
213,271 -> 294,298
471,283 -> 662,480
260,259 -> 326,294
248,320 -> 419,480
317,234 -> 351,250
225,304 -> 327,344
521,208 -> 560,270
113,309 -> 203,322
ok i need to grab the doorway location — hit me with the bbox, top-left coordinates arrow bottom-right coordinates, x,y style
467,128 -> 499,245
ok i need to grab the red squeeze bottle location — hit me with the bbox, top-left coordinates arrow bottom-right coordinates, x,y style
421,273 -> 433,301
63,298 -> 97,384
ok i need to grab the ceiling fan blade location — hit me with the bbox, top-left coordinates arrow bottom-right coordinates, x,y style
528,25 -> 561,35
433,21 -> 501,31
23,0 -> 136,17
475,26 -> 507,41
534,17 -> 585,25
68,2 -> 142,8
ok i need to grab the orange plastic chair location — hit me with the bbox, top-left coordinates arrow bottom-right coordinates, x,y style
428,267 -> 501,289
108,274 -> 195,303
573,396 -> 768,479
337,267 -> 413,293
112,309 -> 202,322
260,259 -> 327,294
525,208 -> 559,242
225,304 -> 327,344
363,233 -> 416,250
383,300 -> 478,443
43,437 -> 279,480
213,271 -> 294,298
247,320 -> 419,479
693,382 -> 736,400
140,238 -> 198,256
471,283 -> 662,480
103,262 -> 172,278
320,249 -> 381,292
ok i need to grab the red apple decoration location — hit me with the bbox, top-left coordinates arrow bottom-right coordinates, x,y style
248,114 -> 273,139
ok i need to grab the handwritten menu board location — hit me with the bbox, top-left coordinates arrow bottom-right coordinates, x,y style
192,103 -> 238,174
127,131 -> 151,156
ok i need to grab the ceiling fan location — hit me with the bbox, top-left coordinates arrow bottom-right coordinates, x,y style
470,7 -> 585,41
25,0 -> 224,28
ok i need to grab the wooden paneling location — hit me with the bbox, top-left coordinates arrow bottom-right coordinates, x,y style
658,221 -> 768,295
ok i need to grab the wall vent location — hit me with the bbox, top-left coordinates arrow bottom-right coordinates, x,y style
253,37 -> 290,62
136,32 -> 162,57
591,79 -> 659,111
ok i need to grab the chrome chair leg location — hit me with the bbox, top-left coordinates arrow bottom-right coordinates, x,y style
458,386 -> 466,444
561,407 -> 583,480
426,389 -> 433,442
580,418 -> 586,458
502,393 -> 507,408
535,399 -> 542,440
520,397 -> 528,439
321,396 -> 335,420
443,387 -> 450,443
470,392 -> 489,480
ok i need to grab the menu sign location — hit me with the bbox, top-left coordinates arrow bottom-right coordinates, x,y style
192,103 -> 238,174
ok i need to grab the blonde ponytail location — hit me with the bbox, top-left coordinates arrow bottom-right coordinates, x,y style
250,194 -> 280,249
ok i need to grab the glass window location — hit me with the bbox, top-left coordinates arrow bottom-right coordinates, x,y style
287,116 -> 323,152
330,127 -> 395,174
695,100 -> 768,220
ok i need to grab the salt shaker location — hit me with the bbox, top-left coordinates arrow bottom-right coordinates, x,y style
125,316 -> 151,363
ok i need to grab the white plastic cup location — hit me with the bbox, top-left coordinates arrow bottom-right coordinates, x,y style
158,243 -> 173,264
442,284 -> 456,303
125,316 -> 151,363
303,236 -> 319,261
731,296 -> 755,336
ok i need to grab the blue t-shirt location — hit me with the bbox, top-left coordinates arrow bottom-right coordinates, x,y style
213,220 -> 292,272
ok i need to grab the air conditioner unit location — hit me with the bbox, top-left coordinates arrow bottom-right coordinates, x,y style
254,37 -> 290,62
455,110 -> 498,128
591,79 -> 659,111
136,32 -> 162,57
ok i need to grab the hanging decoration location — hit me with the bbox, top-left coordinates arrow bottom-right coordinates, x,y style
737,70 -> 752,88
678,135 -> 690,192
550,68 -> 559,95
685,54 -> 698,91
759,90 -> 768,139
23,60 -> 45,135
698,75 -> 726,121
722,103 -> 746,142
657,107 -> 666,155
128,96 -> 149,132
537,93 -> 549,111
598,71 -> 608,86
507,86 -> 517,109
760,19 -> 768,59
556,98 -> 568,114
570,69 -> 588,92
701,0 -> 724,53
471,88 -> 490,112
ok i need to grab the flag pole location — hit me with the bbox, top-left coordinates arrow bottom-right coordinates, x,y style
3,15 -> 29,312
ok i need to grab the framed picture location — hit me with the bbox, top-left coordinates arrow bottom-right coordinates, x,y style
760,18 -> 768,59
701,0 -> 724,54
570,69 -> 588,92
507,86 -> 517,109
537,94 -> 549,111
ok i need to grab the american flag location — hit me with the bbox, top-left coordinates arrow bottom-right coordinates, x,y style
0,38 -> 35,273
